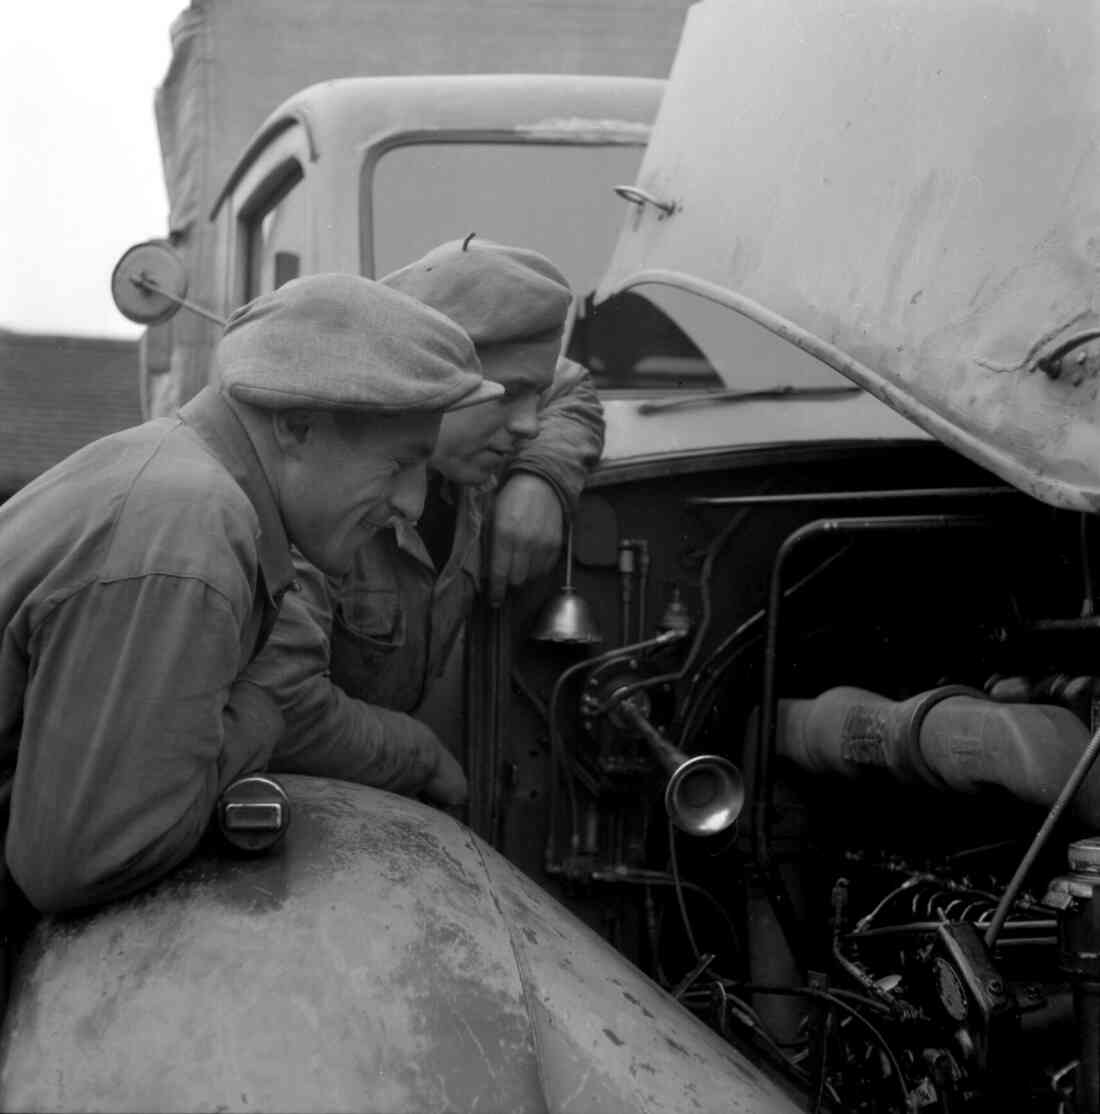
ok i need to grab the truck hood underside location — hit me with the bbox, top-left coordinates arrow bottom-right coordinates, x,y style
597,0 -> 1100,512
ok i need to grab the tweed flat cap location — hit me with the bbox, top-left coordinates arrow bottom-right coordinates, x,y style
381,238 -> 572,388
216,273 -> 503,413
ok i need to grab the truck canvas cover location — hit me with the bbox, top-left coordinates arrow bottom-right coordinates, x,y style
155,0 -> 692,244
598,0 -> 1100,510
148,0 -> 692,412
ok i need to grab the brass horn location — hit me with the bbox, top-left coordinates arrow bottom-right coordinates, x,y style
615,698 -> 744,837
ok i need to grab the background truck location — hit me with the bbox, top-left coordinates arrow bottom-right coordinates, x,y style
140,0 -> 695,415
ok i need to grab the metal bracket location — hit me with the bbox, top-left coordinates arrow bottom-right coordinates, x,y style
613,185 -> 678,218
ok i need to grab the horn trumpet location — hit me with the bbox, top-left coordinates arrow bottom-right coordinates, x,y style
615,698 -> 744,837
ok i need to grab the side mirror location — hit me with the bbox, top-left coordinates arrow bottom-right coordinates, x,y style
110,240 -> 225,327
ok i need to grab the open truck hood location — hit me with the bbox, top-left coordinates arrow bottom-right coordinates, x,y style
597,0 -> 1100,510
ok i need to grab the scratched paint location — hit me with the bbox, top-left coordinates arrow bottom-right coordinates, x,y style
0,777 -> 799,1113
596,0 -> 1100,511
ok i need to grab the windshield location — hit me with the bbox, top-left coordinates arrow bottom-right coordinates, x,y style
368,141 -> 721,392
368,142 -> 642,295
367,143 -> 846,395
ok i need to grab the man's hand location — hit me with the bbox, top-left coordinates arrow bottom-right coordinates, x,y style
488,473 -> 564,604
421,743 -> 469,807
400,716 -> 469,807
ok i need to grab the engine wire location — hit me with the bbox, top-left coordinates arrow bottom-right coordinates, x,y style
731,982 -> 912,1112
587,867 -> 742,960
585,506 -> 757,717
668,818 -> 701,960
675,544 -> 852,752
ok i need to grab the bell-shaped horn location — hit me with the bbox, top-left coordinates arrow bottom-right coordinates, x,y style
616,700 -> 744,836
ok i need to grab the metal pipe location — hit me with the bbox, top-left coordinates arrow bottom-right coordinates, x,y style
1025,618 -> 1100,632
594,506 -> 756,723
677,545 -> 852,752
487,606 -> 509,849
636,541 -> 650,640
847,921 -> 1057,941
1073,982 -> 1100,1114
544,629 -> 687,872
616,699 -> 744,836
754,514 -> 995,964
689,486 -> 1017,507
1082,513 -> 1096,619
618,540 -> 635,645
985,723 -> 1100,949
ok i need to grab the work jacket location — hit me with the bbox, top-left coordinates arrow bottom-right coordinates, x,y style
266,359 -> 604,786
0,388 -> 294,913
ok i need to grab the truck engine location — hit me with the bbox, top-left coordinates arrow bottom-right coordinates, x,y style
497,437 -> 1100,1113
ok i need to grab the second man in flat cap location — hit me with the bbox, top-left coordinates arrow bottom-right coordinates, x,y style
261,239 -> 604,805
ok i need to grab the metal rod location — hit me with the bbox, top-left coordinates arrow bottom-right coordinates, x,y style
618,540 -> 634,645
130,273 -> 228,326
689,486 -> 1018,507
984,722 -> 1100,949
847,921 -> 1056,941
637,384 -> 860,416
636,540 -> 650,641
562,519 -> 575,591
1082,513 -> 1096,618
1025,617 -> 1100,632
1074,982 -> 1100,1114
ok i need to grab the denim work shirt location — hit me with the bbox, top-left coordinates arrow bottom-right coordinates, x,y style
0,388 -> 295,913
264,359 -> 604,788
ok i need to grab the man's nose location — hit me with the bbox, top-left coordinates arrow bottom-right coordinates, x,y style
506,396 -> 539,441
389,463 -> 429,522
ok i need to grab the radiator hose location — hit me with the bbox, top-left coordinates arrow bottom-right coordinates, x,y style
776,686 -> 1100,825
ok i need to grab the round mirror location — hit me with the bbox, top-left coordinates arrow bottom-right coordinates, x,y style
110,239 -> 189,325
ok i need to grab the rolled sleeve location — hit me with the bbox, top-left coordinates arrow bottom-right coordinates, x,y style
505,357 -> 606,513
258,561 -> 444,795
7,574 -> 281,914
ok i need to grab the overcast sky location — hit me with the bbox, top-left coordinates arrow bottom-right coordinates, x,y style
1,1 -> 185,339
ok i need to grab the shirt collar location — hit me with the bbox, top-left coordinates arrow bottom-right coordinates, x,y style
394,479 -> 484,576
178,387 -> 296,599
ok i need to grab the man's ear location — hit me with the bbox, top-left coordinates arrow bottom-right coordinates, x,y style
271,409 -> 318,457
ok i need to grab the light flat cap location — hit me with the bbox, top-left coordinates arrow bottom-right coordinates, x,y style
381,237 -> 572,389
216,273 -> 503,413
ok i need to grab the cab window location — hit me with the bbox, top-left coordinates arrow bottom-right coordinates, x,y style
368,143 -> 638,294
242,162 -> 305,300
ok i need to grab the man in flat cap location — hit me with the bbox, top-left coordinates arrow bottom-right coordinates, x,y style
262,240 -> 603,801
0,273 -> 497,914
